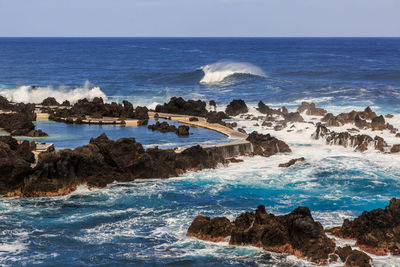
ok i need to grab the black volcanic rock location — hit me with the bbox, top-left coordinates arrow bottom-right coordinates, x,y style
336,246 -> 371,267
225,100 -> 248,116
11,133 -> 224,197
41,97 -> 60,106
246,131 -> 291,157
49,98 -> 149,123
206,111 -> 230,125
187,205 -> 336,264
148,121 -> 190,136
155,97 -> 208,117
371,115 -> 386,131
284,112 -> 304,123
312,123 -> 388,152
0,138 -> 34,196
257,101 -> 282,116
331,198 -> 400,256
278,157 -> 305,167
297,102 -> 327,116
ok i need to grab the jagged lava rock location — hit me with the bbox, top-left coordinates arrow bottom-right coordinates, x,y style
297,102 -> 327,116
225,99 -> 248,116
278,157 -> 305,168
41,97 -> 60,106
336,246 -> 371,267
332,198 -> 400,256
246,131 -> 291,157
155,97 -> 208,117
187,205 -> 336,264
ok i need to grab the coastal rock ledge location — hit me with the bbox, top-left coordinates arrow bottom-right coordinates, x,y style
187,204 -> 377,266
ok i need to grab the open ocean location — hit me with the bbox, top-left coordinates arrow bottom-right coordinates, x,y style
1,38 -> 400,266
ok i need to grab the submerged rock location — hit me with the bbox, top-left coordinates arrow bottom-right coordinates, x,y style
246,131 -> 291,157
187,205 -> 336,264
278,157 -> 305,167
225,100 -> 248,116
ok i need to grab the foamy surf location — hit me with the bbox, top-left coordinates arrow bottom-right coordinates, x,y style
0,81 -> 107,104
200,61 -> 266,84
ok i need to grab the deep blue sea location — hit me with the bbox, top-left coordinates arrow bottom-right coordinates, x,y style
1,38 -> 400,266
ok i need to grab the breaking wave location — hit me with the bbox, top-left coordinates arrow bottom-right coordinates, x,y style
0,81 -> 107,104
200,61 -> 266,84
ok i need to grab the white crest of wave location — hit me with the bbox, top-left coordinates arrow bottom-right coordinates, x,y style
200,61 -> 266,84
0,81 -> 108,104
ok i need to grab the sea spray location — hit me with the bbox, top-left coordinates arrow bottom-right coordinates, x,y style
0,81 -> 107,104
200,61 -> 266,84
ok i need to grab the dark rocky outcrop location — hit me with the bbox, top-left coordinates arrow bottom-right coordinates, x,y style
246,131 -> 291,157
48,98 -> 149,125
187,205 -> 336,264
187,216 -> 232,242
206,111 -> 230,126
155,97 -> 208,117
148,121 -> 190,136
257,101 -> 284,116
279,157 -> 305,168
297,102 -> 327,116
391,144 -> 400,153
0,113 -> 48,137
312,123 -> 388,152
225,100 -> 248,116
3,134 -> 225,197
371,115 -> 386,131
41,97 -> 60,106
284,112 -> 304,123
330,198 -> 400,256
0,137 -> 35,196
335,246 -> 371,267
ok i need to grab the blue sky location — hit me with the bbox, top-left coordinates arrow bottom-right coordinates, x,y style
0,0 -> 399,37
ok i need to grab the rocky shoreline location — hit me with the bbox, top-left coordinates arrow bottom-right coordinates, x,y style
1,95 -> 400,265
187,199 -> 400,266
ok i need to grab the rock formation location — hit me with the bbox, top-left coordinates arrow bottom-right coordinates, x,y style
278,157 -> 305,167
0,113 -> 48,137
312,123 -> 388,152
225,100 -> 248,116
155,97 -> 208,117
297,102 -> 327,116
1,133 -> 225,197
187,205 -> 336,264
329,198 -> 400,256
148,121 -> 190,136
246,131 -> 291,157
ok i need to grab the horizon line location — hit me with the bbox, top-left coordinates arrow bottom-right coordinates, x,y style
1,36 -> 400,39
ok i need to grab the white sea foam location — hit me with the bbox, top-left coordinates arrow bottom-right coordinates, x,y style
200,61 -> 266,84
0,81 -> 107,104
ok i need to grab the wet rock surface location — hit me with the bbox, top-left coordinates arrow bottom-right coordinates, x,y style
330,198 -> 400,256
41,97 -> 60,106
0,113 -> 48,137
0,136 -> 35,196
3,133 -> 225,197
155,97 -> 208,117
312,123 -> 388,152
336,246 -> 372,267
246,131 -> 291,157
297,102 -> 327,116
48,97 -> 149,124
278,157 -> 305,167
187,205 -> 336,264
225,99 -> 248,116
148,121 -> 190,136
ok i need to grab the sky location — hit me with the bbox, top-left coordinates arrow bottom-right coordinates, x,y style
0,0 -> 399,37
